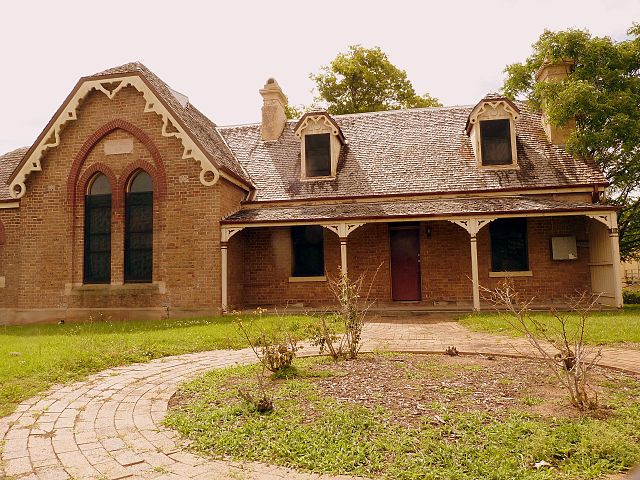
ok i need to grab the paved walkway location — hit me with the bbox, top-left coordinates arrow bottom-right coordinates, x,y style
363,314 -> 640,374
1,317 -> 639,480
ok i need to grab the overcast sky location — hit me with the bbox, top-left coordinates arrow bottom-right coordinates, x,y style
0,0 -> 636,154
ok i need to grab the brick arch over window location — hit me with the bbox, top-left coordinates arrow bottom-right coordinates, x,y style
76,163 -> 119,208
67,119 -> 167,207
118,161 -> 162,204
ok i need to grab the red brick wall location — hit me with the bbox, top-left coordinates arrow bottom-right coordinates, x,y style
236,218 -> 592,308
0,209 -> 20,308
239,226 -> 341,308
1,85 -> 247,323
346,223 -> 392,302
479,216 -> 592,303
421,221 -> 473,305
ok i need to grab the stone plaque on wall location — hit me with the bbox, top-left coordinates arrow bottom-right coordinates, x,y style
104,138 -> 134,155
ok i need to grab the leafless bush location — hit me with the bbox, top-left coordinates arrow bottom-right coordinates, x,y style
309,266 -> 379,360
238,366 -> 274,413
445,346 -> 459,356
482,281 -> 602,410
236,309 -> 301,373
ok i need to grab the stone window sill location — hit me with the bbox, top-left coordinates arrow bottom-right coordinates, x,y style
66,282 -> 165,295
478,163 -> 519,171
489,271 -> 533,278
300,176 -> 336,182
288,276 -> 327,283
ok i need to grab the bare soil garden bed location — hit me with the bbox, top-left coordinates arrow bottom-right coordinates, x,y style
166,353 -> 640,480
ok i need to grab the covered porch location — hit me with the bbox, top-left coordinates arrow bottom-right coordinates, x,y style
220,196 -> 622,312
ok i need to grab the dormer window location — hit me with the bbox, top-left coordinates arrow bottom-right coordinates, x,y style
294,111 -> 346,179
466,94 -> 519,168
305,134 -> 331,177
480,119 -> 512,166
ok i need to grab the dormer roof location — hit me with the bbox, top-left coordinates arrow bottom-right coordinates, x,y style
293,111 -> 346,144
465,93 -> 520,134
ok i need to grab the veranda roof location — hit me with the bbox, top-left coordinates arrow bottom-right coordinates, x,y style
221,196 -> 617,225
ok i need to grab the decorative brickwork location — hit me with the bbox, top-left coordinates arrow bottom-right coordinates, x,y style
67,119 -> 167,207
76,163 -> 119,207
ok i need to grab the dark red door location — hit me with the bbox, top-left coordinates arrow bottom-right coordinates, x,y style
390,225 -> 421,301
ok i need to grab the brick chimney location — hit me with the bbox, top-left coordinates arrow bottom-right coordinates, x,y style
535,59 -> 576,145
259,78 -> 288,141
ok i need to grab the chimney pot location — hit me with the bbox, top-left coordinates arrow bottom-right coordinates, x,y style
260,78 -> 288,141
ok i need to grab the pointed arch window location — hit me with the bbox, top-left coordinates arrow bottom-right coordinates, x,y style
125,171 -> 153,283
84,173 -> 112,284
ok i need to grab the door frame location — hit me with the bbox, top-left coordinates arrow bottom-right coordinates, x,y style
389,223 -> 422,302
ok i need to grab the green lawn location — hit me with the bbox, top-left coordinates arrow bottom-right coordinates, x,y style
0,314 -> 314,417
459,305 -> 640,346
165,357 -> 640,480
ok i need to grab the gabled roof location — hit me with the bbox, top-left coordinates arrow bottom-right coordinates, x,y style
219,102 -> 606,203
5,62 -> 252,199
88,63 -> 252,185
0,70 -> 607,206
0,147 -> 28,201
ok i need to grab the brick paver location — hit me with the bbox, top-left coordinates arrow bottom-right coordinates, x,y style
1,316 -> 638,479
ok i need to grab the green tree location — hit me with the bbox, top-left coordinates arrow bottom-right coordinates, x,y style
284,104 -> 305,120
503,24 -> 640,259
310,45 -> 441,115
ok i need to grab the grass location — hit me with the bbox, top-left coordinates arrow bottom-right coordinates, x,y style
0,314 -> 316,417
458,305 -> 640,346
165,357 -> 640,480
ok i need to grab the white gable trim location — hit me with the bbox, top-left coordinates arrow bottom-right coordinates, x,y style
9,75 -> 221,199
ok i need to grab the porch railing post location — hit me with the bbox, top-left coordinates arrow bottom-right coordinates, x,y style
220,226 -> 244,313
449,218 -> 494,312
470,233 -> 480,311
340,237 -> 348,277
323,223 -> 364,279
221,242 -> 228,312
608,212 -> 623,308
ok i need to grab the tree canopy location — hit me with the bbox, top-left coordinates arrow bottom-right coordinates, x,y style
307,45 -> 441,116
503,24 -> 640,259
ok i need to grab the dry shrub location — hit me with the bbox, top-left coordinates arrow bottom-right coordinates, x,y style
236,308 -> 301,373
309,266 -> 379,360
482,281 -> 602,410
238,369 -> 274,413
234,308 -> 305,413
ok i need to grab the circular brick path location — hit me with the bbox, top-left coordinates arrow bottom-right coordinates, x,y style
1,317 -> 639,480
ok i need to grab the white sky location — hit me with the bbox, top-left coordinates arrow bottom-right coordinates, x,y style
0,0 -> 637,154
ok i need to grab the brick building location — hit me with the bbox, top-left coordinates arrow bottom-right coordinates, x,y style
0,62 -> 623,324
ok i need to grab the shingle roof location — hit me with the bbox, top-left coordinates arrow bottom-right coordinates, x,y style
0,147 -> 28,201
219,103 -> 606,202
222,196 -> 615,224
0,64 -> 608,207
90,62 -> 252,185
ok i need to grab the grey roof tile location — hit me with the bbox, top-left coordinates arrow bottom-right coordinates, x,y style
222,196 -> 614,224
0,147 -> 28,201
219,103 -> 606,202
